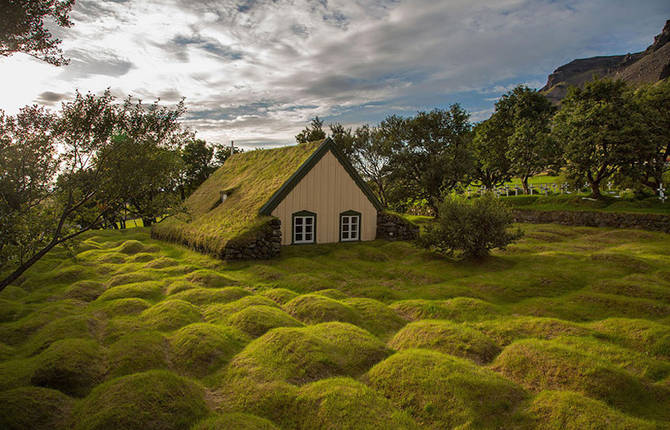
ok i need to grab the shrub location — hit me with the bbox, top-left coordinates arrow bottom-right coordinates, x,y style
73,370 -> 210,430
365,349 -> 529,429
227,305 -> 303,337
31,338 -> 107,397
418,194 -> 522,258
294,377 -> 417,429
389,320 -> 500,364
0,386 -> 75,430
170,323 -> 249,377
191,413 -> 279,430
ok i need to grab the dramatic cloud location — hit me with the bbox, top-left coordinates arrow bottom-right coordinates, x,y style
0,0 -> 668,147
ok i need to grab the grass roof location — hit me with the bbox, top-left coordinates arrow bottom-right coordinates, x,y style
152,140 -> 323,257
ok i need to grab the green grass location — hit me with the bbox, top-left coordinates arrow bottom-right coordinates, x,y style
1,224 -> 670,428
503,194 -> 670,215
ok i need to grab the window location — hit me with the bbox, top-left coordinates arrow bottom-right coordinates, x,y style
293,211 -> 316,244
340,211 -> 360,241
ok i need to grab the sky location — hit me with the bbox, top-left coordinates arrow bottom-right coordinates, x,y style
1,0 -> 668,148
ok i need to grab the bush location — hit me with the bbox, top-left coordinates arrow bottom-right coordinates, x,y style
418,194 -> 522,258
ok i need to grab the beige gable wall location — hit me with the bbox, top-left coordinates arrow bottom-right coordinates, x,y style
271,150 -> 378,245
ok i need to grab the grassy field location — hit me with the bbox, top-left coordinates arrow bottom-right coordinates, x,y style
1,224 -> 670,429
503,194 -> 670,215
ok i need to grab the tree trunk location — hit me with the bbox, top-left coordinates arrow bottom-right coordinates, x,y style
588,179 -> 602,199
0,240 -> 59,292
521,177 -> 530,194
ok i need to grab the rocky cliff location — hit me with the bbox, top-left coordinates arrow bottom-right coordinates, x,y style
541,20 -> 670,103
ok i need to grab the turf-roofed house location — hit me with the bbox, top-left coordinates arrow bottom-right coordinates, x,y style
152,138 -> 417,260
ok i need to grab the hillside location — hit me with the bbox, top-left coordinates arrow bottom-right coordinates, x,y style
541,19 -> 670,103
1,225 -> 669,429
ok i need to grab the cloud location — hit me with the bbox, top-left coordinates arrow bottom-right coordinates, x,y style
0,0 -> 668,145
35,91 -> 70,105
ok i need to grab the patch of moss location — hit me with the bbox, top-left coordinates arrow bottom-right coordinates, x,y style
342,297 -> 406,338
21,314 -> 97,356
92,298 -> 152,317
170,286 -> 250,306
491,339 -> 670,421
31,338 -> 106,397
131,253 -> 155,263
166,280 -> 198,295
144,257 -> 179,269
365,349 -> 529,429
184,270 -> 238,288
527,390 -> 657,430
0,300 -> 85,346
0,342 -> 15,360
0,299 -> 23,323
0,357 -> 36,391
170,323 -> 249,378
283,294 -> 362,326
64,281 -> 107,302
588,318 -> 670,358
0,285 -> 27,301
228,322 -> 389,385
227,305 -> 303,337
203,296 -> 279,325
0,386 -> 75,430
106,272 -> 156,288
389,320 -> 500,364
471,316 -> 594,347
107,331 -> 170,378
390,297 -> 502,322
97,281 -> 164,302
140,300 -> 202,331
73,370 -> 210,430
259,288 -> 299,305
294,377 -> 418,429
117,240 -> 160,255
313,289 -> 349,300
191,413 -> 279,430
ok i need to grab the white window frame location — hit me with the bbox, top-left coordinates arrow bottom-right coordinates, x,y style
293,214 -> 315,244
340,213 -> 360,242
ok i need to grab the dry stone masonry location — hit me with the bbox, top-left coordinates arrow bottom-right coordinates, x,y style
222,218 -> 282,260
376,212 -> 420,241
513,209 -> 670,233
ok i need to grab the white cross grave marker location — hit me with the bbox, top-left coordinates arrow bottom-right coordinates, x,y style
658,183 -> 667,203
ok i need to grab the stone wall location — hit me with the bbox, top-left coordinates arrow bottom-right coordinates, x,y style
512,209 -> 670,233
376,212 -> 420,241
222,218 -> 282,260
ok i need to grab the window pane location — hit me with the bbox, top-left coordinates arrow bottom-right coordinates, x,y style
296,218 -> 303,226
343,232 -> 349,239
296,226 -> 302,233
305,233 -> 312,241
343,224 -> 349,232
351,216 -> 358,225
351,224 -> 357,232
305,225 -> 312,233
306,217 -> 313,225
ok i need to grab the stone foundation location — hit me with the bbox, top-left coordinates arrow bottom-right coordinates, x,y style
222,218 -> 282,260
376,212 -> 420,241
512,209 -> 670,233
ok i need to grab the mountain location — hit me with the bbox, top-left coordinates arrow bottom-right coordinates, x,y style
541,20 -> 670,103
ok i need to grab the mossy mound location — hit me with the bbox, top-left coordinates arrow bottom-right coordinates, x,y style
259,288 -> 299,305
97,253 -> 127,264
31,338 -> 106,397
92,298 -> 152,317
228,322 -> 389,384
140,300 -> 202,331
170,286 -> 250,306
73,370 -> 210,430
0,300 -> 85,345
191,413 -> 279,430
40,264 -> 93,286
0,285 -> 27,301
0,343 -> 15,360
144,257 -> 179,269
527,390 -> 657,430
97,281 -> 164,302
342,298 -> 406,338
171,323 -> 249,377
107,272 -> 156,288
22,314 -> 97,356
0,299 -> 23,323
491,339 -> 670,421
472,316 -> 593,347
365,349 -> 528,429
590,252 -> 653,272
283,294 -> 362,326
294,377 -> 418,430
131,253 -> 155,263
588,318 -> 670,358
227,305 -> 303,337
589,278 -> 670,304
313,289 -> 349,300
0,357 -> 37,391
64,281 -> 107,302
390,297 -> 502,322
117,240 -> 159,255
0,386 -> 75,430
107,331 -> 170,378
389,320 -> 500,364
203,296 -> 279,325
166,280 -> 198,295
185,270 -> 237,288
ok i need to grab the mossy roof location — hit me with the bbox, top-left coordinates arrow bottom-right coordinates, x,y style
153,138 -> 382,257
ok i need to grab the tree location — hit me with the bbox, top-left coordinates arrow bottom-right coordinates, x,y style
347,124 -> 392,207
180,139 -> 215,198
295,116 -> 326,143
632,80 -> 670,192
553,79 -> 647,198
418,193 -> 522,259
492,86 -> 557,194
0,0 -> 75,65
213,143 -> 242,167
385,106 -> 473,213
471,118 -> 512,189
329,122 -> 355,155
0,90 -> 190,291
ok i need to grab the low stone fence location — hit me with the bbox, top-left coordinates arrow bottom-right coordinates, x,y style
512,209 -> 670,233
222,218 -> 282,260
376,212 -> 420,241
